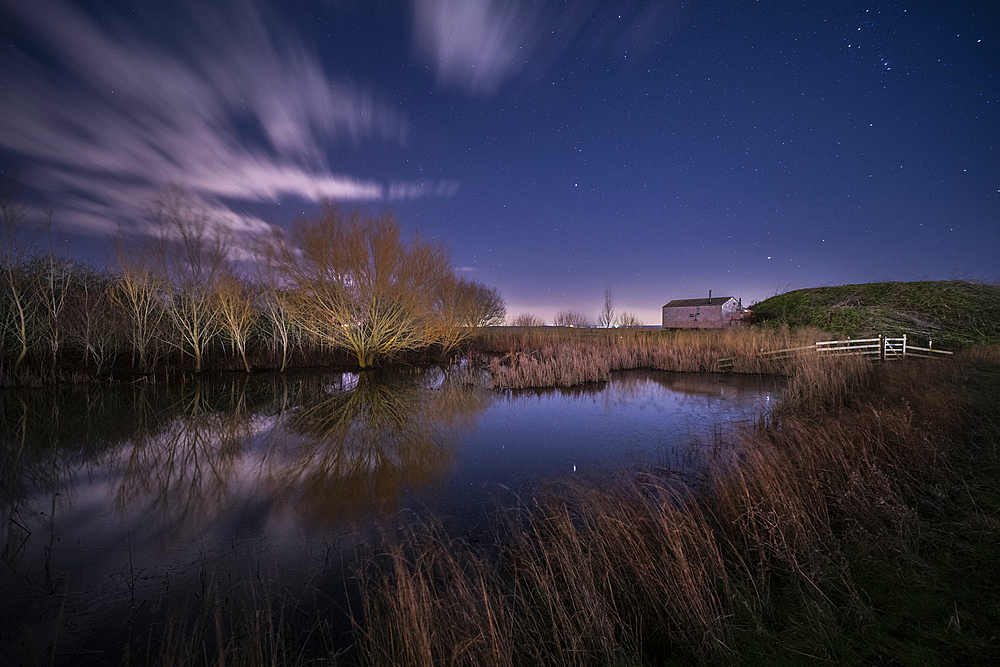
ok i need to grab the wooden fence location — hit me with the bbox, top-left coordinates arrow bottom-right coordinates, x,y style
718,334 -> 953,371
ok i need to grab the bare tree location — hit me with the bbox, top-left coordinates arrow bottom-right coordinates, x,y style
214,271 -> 257,373
151,186 -> 228,373
553,310 -> 589,327
430,277 -> 507,355
39,211 -> 73,378
256,229 -> 295,372
598,288 -> 615,328
260,286 -> 294,372
69,264 -> 118,374
615,311 -> 642,328
0,173 -> 36,376
111,229 -> 165,372
467,281 -> 506,327
511,313 -> 543,326
430,275 -> 475,356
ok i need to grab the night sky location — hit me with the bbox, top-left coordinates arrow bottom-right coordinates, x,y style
2,0 -> 997,324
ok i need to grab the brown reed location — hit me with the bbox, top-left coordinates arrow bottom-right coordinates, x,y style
355,347 -> 987,666
476,326 -> 829,389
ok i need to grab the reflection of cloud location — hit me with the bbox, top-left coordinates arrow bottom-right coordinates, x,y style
0,0 -> 450,242
412,0 -> 676,97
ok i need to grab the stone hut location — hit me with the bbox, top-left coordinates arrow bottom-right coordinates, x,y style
662,291 -> 744,329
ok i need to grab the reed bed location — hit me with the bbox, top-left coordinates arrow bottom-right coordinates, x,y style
356,348 -> 992,666
475,326 -> 828,389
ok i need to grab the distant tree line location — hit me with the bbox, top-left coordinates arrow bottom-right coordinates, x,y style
510,288 -> 642,329
0,186 -> 505,384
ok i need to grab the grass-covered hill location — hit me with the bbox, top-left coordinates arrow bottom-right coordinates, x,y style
750,280 -> 1000,347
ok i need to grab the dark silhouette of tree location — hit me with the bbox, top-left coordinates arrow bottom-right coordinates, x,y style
511,313 -> 543,326
0,172 -> 36,376
598,288 -> 615,328
615,311 -> 642,327
553,310 -> 588,327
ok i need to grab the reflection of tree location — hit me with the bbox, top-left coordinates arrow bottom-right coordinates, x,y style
276,370 -> 489,525
0,379 -> 266,534
0,383 -> 174,567
112,377 -> 258,527
0,369 -> 493,540
0,385 -> 148,510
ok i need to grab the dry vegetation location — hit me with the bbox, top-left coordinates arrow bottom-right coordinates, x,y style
474,326 -> 830,389
0,192 -> 505,384
354,348 -> 1000,666
9,335 -> 996,665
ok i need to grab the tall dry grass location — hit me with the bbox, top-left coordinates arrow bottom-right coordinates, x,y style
356,349 -> 983,666
477,326 -> 829,389
130,574 -> 348,667
359,479 -> 734,666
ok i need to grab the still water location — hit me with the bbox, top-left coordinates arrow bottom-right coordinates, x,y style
1,368 -> 779,662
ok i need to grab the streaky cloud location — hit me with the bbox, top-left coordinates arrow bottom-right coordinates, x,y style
0,0 -> 447,246
412,0 -> 676,97
413,0 -> 540,97
388,181 -> 461,200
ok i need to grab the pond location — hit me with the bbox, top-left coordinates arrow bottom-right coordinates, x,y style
1,368 -> 780,664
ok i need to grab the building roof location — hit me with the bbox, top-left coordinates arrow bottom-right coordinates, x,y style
663,296 -> 737,308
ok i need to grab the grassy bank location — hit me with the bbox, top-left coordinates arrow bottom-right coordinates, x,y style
750,280 -> 1000,347
355,349 -> 1000,666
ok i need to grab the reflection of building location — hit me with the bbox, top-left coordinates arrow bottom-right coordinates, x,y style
662,291 -> 746,329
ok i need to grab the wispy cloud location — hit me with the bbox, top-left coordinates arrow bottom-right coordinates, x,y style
388,180 -> 461,200
412,0 -> 676,97
0,0 -> 453,245
412,0 -> 540,97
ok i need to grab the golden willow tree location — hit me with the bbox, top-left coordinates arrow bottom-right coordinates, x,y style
281,206 -> 505,368
214,271 -> 257,373
282,205 -> 486,368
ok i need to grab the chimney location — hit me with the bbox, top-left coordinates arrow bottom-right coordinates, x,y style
708,290 -> 712,304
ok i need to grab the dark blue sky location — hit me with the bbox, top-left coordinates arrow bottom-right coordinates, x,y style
2,0 -> 997,323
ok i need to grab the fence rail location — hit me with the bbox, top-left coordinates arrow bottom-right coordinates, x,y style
718,334 -> 953,371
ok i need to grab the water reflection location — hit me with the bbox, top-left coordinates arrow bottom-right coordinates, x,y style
1,369 -> 494,536
446,370 -> 780,500
273,369 -> 493,525
0,370 -> 776,545
0,368 -> 778,664
1,368 -> 497,663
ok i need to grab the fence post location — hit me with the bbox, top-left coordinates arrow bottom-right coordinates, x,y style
879,334 -> 885,361
902,333 -> 907,357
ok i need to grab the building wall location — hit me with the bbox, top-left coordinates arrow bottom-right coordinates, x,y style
662,298 -> 741,329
